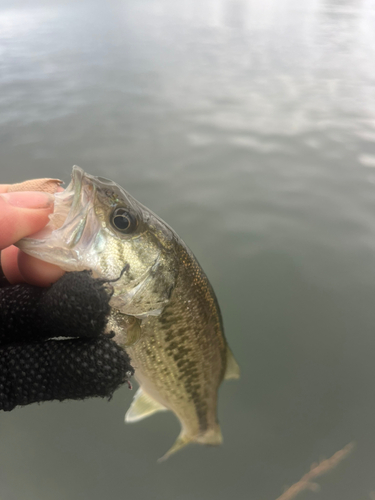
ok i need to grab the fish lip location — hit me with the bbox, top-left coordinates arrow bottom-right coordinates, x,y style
69,165 -> 85,205
54,165 -> 90,229
17,166 -> 86,242
15,165 -> 102,272
71,164 -> 84,186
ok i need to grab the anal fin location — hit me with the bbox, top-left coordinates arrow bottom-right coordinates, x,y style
125,388 -> 167,423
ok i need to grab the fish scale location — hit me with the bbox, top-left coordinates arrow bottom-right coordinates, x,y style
125,244 -> 226,457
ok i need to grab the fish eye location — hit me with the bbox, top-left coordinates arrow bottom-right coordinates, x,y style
111,207 -> 137,233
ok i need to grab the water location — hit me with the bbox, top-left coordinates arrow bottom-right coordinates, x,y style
1,0 -> 375,498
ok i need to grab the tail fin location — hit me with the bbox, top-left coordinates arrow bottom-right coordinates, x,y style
158,423 -> 223,462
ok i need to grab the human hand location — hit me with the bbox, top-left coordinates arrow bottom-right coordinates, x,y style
0,182 -> 65,287
0,179 -> 134,410
0,270 -> 133,410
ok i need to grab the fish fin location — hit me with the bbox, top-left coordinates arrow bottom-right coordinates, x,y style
158,424 -> 223,462
125,388 -> 167,423
124,317 -> 142,347
224,345 -> 240,380
158,432 -> 193,462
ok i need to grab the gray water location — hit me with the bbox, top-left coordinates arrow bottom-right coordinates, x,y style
1,0 -> 375,498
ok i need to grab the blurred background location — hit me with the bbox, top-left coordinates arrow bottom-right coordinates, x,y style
1,0 -> 375,498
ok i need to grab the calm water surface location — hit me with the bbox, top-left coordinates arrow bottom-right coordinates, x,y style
1,0 -> 375,499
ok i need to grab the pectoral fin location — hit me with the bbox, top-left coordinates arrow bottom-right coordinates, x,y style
125,388 -> 167,423
124,317 -> 142,347
224,345 -> 240,380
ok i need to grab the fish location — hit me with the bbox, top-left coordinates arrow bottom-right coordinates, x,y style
16,165 -> 240,460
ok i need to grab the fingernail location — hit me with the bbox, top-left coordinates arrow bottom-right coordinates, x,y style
1,191 -> 55,208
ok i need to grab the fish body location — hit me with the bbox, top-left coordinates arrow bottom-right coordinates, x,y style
17,166 -> 239,459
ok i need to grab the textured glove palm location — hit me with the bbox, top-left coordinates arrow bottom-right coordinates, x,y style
0,271 -> 133,411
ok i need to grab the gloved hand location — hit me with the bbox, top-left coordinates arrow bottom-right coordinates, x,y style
0,270 -> 134,411
0,179 -> 133,411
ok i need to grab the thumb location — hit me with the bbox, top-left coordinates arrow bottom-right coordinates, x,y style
0,191 -> 54,250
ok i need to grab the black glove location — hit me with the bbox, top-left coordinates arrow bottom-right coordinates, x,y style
0,270 -> 134,411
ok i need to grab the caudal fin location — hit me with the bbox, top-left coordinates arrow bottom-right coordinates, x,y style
158,423 -> 223,462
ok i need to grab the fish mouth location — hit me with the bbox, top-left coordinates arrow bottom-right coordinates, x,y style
16,165 -> 102,273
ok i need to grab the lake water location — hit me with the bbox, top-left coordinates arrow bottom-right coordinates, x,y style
1,0 -> 375,499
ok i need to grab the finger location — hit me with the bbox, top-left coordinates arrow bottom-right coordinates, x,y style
6,178 -> 62,194
0,246 -> 25,284
0,337 -> 134,411
0,271 -> 112,343
0,271 -> 111,344
1,248 -> 63,287
0,192 -> 54,250
18,251 -> 65,287
0,179 -> 62,195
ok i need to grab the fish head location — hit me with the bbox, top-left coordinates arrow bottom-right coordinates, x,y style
17,165 -> 179,317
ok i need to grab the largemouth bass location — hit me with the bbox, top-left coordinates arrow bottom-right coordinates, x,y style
17,166 -> 240,460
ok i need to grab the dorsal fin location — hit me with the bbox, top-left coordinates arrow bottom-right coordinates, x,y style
224,345 -> 240,380
125,388 -> 167,423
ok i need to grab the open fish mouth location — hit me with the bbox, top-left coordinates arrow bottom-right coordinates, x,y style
16,166 -> 103,273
